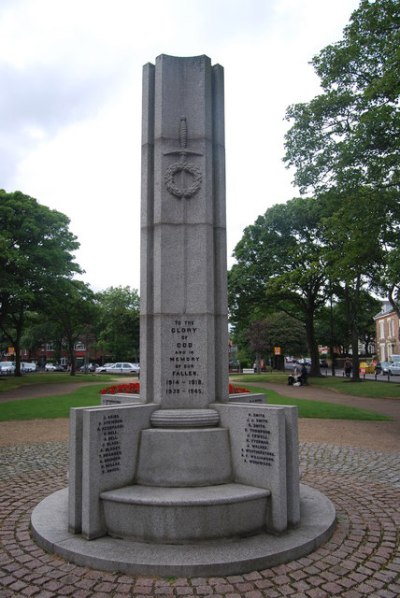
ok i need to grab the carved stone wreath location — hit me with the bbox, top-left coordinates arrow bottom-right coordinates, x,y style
164,160 -> 202,199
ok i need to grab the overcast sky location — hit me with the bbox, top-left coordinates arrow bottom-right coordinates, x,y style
0,0 -> 360,292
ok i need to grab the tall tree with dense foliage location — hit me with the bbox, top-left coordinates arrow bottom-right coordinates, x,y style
229,197 -> 329,376
43,279 -> 96,375
319,188 -> 395,378
0,190 -> 81,375
283,0 -> 400,370
95,286 -> 140,362
244,320 -> 270,373
284,0 -> 400,194
240,313 -> 308,371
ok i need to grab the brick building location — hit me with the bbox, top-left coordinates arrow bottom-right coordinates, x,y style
374,302 -> 400,361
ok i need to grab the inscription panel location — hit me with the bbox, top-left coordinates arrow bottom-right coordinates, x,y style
161,316 -> 209,407
80,404 -> 156,539
242,411 -> 275,467
212,403 -> 288,532
97,413 -> 124,474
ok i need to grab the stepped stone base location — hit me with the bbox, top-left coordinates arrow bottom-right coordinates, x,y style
31,484 -> 336,577
136,427 -> 232,487
100,483 -> 270,543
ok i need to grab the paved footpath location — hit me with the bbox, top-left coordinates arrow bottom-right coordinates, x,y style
0,383 -> 399,597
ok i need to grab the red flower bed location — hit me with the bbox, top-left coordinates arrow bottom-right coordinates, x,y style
100,382 -> 140,395
229,383 -> 250,394
100,382 -> 249,395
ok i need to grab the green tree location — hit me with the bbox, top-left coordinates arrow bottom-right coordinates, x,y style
20,313 -> 63,364
245,320 -> 269,373
283,0 -> 400,364
242,313 -> 308,372
265,312 -> 308,359
315,302 -> 350,361
320,189 -> 393,378
95,286 -> 140,362
0,190 -> 81,375
376,236 -> 400,318
284,0 -> 400,194
43,279 -> 96,375
229,197 -> 329,376
356,293 -> 381,356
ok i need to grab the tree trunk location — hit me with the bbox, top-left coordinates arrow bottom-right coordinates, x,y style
67,338 -> 76,376
304,310 -> 321,377
351,326 -> 360,381
10,308 -> 24,377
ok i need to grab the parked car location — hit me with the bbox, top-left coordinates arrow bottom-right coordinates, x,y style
0,362 -> 15,374
388,361 -> 400,376
284,358 -> 300,370
375,361 -> 392,375
95,362 -> 140,374
21,362 -> 37,372
44,363 -> 64,372
95,363 -> 114,372
79,363 -> 99,373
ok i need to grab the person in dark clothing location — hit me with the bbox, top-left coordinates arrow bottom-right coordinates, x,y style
344,359 -> 352,378
300,364 -> 308,385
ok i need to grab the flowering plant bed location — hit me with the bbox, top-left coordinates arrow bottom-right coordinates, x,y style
229,383 -> 250,394
100,382 -> 249,396
100,382 -> 140,395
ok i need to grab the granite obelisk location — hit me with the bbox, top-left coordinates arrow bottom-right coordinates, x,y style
140,54 -> 228,408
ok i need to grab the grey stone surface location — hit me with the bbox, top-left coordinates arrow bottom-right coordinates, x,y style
100,483 -> 270,542
150,407 -> 219,427
282,406 -> 300,525
229,392 -> 266,403
68,407 -> 84,533
213,403 -> 296,533
74,403 -> 157,539
136,428 -> 232,486
31,483 -> 335,576
140,55 -> 228,408
101,393 -> 141,405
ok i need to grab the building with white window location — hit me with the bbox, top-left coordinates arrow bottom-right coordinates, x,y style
374,302 -> 400,361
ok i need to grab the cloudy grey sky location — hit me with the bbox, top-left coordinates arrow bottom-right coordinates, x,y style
0,0 -> 360,291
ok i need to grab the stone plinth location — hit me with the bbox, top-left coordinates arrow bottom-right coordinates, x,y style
100,483 -> 270,543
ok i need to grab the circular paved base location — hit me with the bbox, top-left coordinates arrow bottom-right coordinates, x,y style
31,483 -> 335,577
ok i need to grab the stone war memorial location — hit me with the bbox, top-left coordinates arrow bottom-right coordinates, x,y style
31,54 -> 335,577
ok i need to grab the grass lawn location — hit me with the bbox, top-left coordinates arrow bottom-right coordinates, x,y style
230,372 -> 400,399
310,375 -> 400,398
0,381 -> 390,422
0,385 -> 103,421
0,372 -> 118,393
243,386 -> 390,421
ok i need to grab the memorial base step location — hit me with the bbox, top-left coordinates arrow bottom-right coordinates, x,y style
100,483 -> 270,543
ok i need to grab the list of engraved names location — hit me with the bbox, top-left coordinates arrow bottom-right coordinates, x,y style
97,413 -> 124,474
241,411 -> 275,467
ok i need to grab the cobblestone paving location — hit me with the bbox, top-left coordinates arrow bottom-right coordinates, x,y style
0,441 -> 399,597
